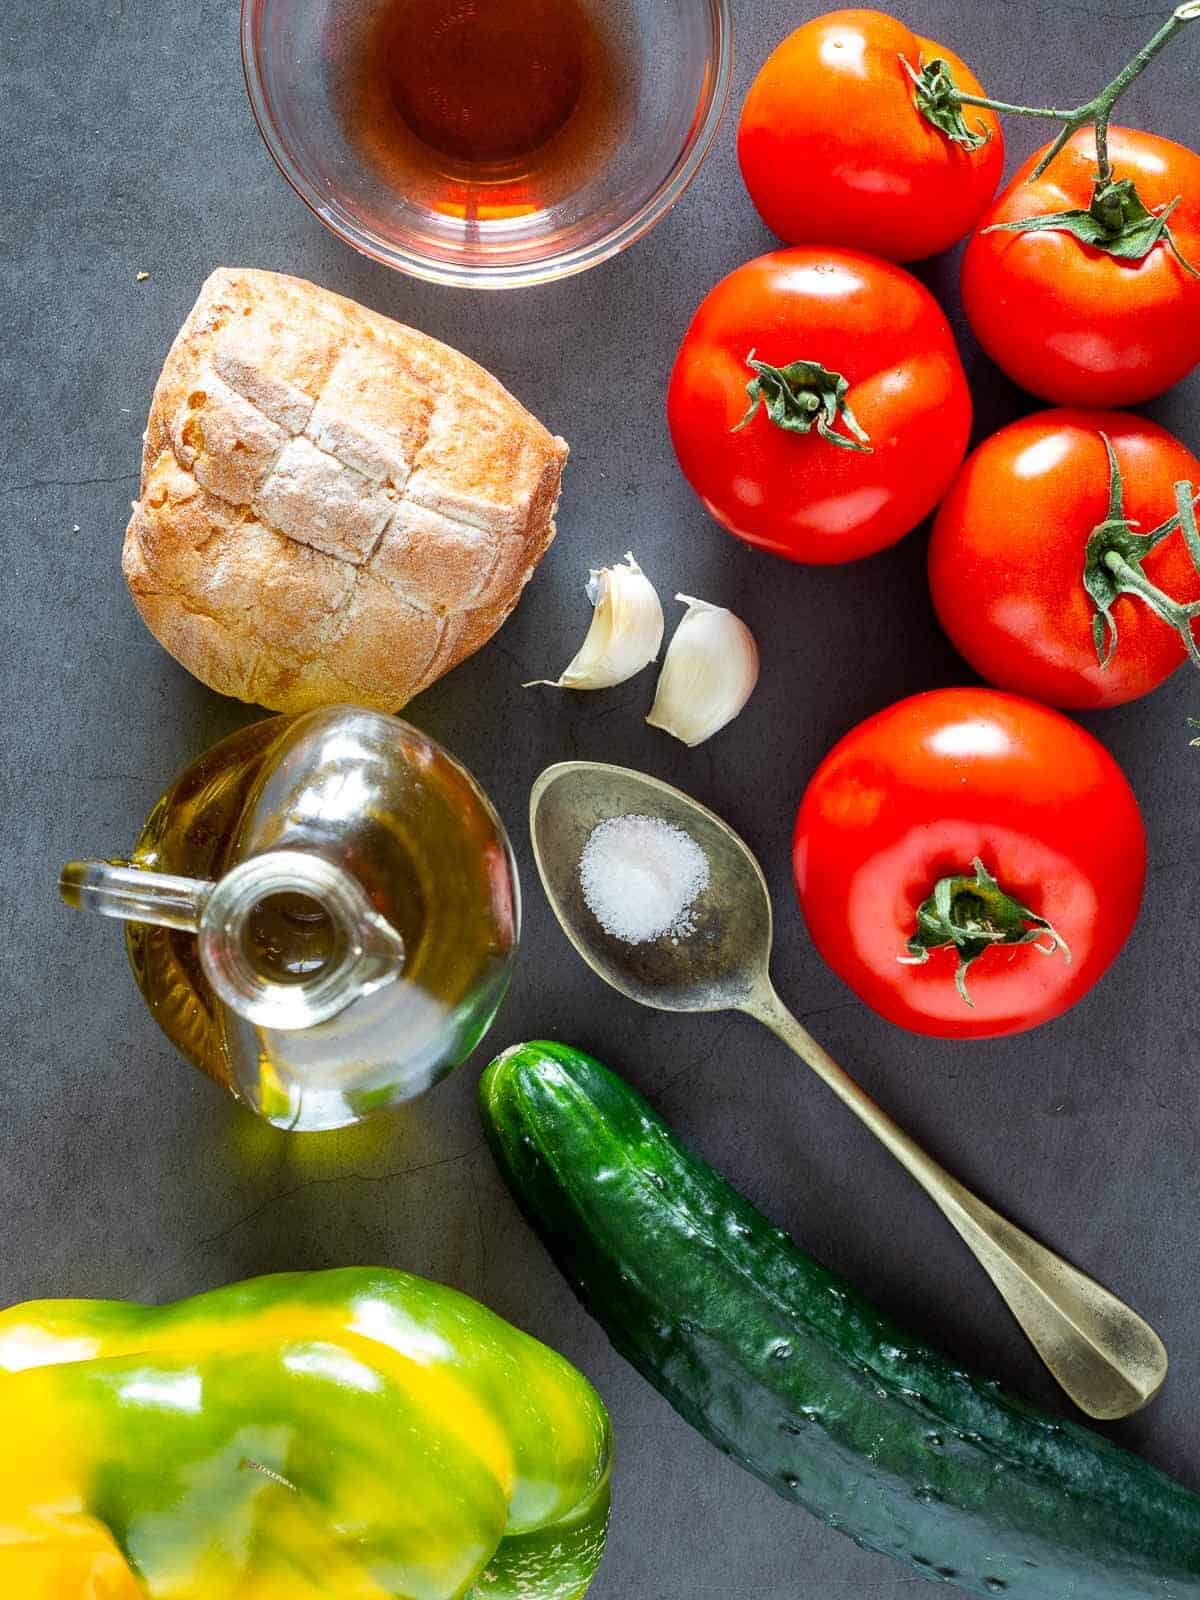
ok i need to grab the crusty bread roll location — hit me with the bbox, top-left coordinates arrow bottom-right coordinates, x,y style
123,268 -> 567,712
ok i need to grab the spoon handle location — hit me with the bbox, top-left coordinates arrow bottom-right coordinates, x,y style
743,983 -> 1166,1421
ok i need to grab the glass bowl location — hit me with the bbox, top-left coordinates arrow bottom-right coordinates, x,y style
242,0 -> 733,289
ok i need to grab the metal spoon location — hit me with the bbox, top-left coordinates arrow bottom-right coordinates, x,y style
529,759 -> 1167,1421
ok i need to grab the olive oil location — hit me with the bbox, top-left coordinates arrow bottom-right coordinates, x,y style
67,709 -> 518,1130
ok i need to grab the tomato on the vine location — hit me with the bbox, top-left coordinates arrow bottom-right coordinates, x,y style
929,410 -> 1200,710
962,127 -> 1200,406
738,9 -> 1004,263
667,248 -> 971,565
792,688 -> 1146,1039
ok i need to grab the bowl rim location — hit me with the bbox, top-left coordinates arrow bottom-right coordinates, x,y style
240,0 -> 734,290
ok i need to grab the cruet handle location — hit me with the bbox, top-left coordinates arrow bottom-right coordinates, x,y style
59,860 -> 214,932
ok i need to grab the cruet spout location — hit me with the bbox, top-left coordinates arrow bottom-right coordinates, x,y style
60,851 -> 406,1031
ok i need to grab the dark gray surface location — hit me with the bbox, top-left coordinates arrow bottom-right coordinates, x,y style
2,1 -> 1198,1594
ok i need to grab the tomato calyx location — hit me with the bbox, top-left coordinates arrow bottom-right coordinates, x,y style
733,352 -> 872,453
1083,434 -> 1200,669
901,55 -> 992,152
983,176 -> 1200,275
899,858 -> 1070,1006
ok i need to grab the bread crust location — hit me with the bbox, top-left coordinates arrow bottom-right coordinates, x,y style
123,268 -> 567,712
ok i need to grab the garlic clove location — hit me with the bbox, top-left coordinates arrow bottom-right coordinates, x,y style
525,552 -> 664,691
646,595 -> 760,747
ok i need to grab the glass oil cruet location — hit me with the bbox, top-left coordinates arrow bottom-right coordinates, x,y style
59,706 -> 519,1132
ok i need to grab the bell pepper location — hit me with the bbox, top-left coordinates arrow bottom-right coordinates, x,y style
0,1268 -> 613,1600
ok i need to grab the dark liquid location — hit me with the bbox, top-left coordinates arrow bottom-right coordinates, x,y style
383,0 -> 586,163
338,0 -> 630,212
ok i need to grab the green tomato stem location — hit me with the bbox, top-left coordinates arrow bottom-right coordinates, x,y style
1179,480 -> 1200,572
1083,437 -> 1200,670
952,94 -> 1066,119
898,858 -> 1069,1008
952,4 -> 1199,182
1097,543 -> 1200,669
733,352 -> 872,453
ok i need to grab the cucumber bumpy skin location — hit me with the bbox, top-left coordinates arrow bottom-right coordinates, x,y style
480,1041 -> 1200,1600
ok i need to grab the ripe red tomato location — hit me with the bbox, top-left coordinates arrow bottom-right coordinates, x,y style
792,688 -> 1146,1038
667,248 -> 972,564
962,127 -> 1200,406
738,9 -> 1004,262
929,411 -> 1200,710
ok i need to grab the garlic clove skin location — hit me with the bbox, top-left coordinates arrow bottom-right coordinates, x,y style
646,595 -> 760,747
525,552 -> 664,691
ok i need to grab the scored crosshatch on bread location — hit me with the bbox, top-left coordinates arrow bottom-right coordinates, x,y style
304,343 -> 433,487
124,268 -> 567,713
253,436 -> 398,564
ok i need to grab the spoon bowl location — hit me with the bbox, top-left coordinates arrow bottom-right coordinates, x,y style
529,758 -> 1168,1422
530,761 -> 771,1012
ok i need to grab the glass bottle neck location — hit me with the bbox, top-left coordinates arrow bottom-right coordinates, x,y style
60,851 -> 406,1030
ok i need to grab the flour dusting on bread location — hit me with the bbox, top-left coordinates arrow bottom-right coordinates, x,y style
124,268 -> 567,711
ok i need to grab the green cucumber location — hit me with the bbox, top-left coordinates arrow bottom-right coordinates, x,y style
480,1041 -> 1200,1600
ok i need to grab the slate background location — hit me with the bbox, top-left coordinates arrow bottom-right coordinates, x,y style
2,1 -> 1198,1595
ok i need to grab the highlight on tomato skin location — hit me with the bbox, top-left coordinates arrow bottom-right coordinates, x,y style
737,9 -> 1005,263
792,687 -> 1147,1040
929,410 -> 1200,711
961,127 -> 1200,408
666,247 -> 972,566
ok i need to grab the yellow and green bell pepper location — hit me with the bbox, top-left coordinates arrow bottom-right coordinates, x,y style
0,1267 -> 613,1600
